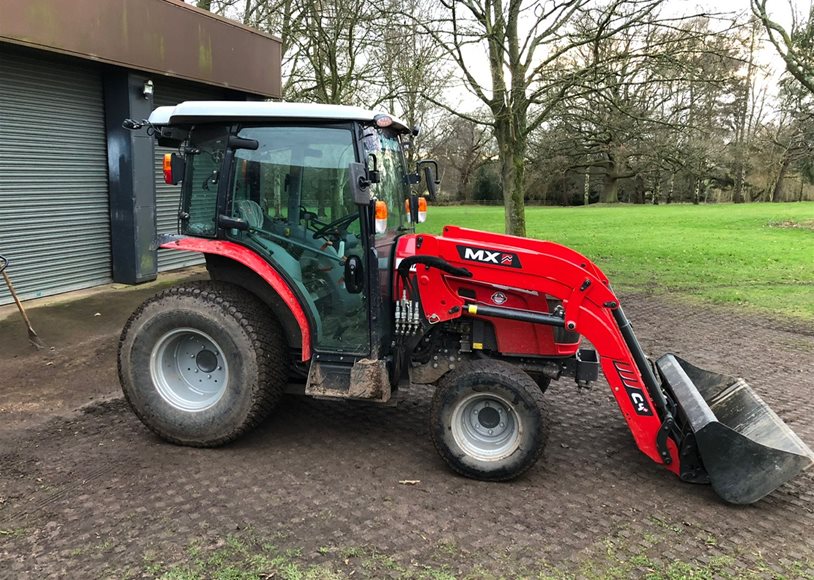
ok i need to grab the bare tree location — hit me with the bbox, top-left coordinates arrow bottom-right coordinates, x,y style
282,0 -> 381,104
374,0 -> 454,167
532,14 -> 740,204
433,116 -> 495,199
192,0 -> 381,105
753,0 -> 814,94
409,0 -> 670,234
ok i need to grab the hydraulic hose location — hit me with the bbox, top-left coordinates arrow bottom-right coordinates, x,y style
396,255 -> 472,278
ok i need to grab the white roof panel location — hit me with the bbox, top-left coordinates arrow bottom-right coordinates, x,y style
148,101 -> 410,132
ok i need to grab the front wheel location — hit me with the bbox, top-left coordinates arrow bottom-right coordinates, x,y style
430,360 -> 546,481
118,281 -> 286,446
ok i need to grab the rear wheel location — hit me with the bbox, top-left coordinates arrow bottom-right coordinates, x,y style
118,281 -> 285,446
431,360 -> 546,481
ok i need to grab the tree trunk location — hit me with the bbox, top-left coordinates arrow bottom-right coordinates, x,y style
733,148 -> 746,203
600,154 -> 627,204
583,171 -> 590,206
771,157 -> 791,202
653,171 -> 661,205
732,113 -> 745,204
601,174 -> 620,203
734,19 -> 758,205
693,178 -> 701,205
667,173 -> 675,204
495,119 -> 527,236
633,175 -> 645,204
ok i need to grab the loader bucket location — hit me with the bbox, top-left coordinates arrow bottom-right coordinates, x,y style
656,354 -> 814,504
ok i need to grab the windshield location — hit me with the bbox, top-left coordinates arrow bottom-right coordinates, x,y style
361,127 -> 410,232
232,125 -> 357,232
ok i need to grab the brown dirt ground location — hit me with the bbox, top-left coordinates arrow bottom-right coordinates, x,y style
0,278 -> 813,579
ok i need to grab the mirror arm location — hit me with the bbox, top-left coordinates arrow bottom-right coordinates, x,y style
366,153 -> 381,184
409,193 -> 420,223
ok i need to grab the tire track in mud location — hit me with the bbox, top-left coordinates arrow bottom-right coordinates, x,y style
0,461 -> 126,527
0,401 -> 141,528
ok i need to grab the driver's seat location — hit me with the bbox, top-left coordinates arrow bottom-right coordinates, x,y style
235,200 -> 303,282
234,200 -> 323,337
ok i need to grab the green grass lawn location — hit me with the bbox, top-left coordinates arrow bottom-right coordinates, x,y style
419,203 -> 814,321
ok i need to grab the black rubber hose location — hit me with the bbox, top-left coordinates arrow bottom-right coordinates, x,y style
396,255 -> 472,278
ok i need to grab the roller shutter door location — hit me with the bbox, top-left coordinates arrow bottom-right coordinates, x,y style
154,81 -> 226,272
0,48 -> 110,305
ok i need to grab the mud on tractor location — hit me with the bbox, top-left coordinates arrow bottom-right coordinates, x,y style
120,102 -> 813,504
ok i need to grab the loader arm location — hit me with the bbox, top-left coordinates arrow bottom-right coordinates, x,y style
399,229 -> 681,473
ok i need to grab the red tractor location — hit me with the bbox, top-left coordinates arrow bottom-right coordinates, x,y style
120,102 -> 813,504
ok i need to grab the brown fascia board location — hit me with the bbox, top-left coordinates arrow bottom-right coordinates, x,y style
0,0 -> 281,98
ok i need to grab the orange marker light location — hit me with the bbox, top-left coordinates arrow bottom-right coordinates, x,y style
417,197 -> 428,223
375,200 -> 388,234
163,153 -> 173,184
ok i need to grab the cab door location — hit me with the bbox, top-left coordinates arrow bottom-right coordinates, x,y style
359,125 -> 412,356
223,124 -> 371,355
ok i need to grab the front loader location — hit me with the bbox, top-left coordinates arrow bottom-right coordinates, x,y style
119,101 -> 813,504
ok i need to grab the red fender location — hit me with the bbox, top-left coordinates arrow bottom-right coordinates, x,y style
159,237 -> 312,361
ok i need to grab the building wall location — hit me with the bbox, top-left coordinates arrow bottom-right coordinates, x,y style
0,45 -> 112,304
0,0 -> 280,305
0,43 -> 261,305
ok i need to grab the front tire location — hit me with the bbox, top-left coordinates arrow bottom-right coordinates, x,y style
118,281 -> 285,446
431,360 -> 546,481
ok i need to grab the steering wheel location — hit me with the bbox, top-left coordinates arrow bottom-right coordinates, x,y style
298,205 -> 326,227
311,213 -> 359,239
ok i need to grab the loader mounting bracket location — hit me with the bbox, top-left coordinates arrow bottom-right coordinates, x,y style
677,431 -> 710,484
656,416 -> 675,465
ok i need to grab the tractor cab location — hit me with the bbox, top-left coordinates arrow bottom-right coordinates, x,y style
146,101 -> 435,398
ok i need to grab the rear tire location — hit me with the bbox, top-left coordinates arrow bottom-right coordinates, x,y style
431,360 -> 546,481
118,281 -> 285,446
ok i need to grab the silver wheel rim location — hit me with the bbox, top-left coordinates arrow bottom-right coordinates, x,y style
150,328 -> 229,412
450,392 -> 522,461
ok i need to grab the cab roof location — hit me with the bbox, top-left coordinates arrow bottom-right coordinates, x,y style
148,101 -> 410,132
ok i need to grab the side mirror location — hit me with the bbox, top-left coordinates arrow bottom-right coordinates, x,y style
417,160 -> 440,202
227,135 -> 259,151
122,118 -> 144,130
218,214 -> 249,231
423,166 -> 437,202
348,162 -> 372,205
344,255 -> 364,294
